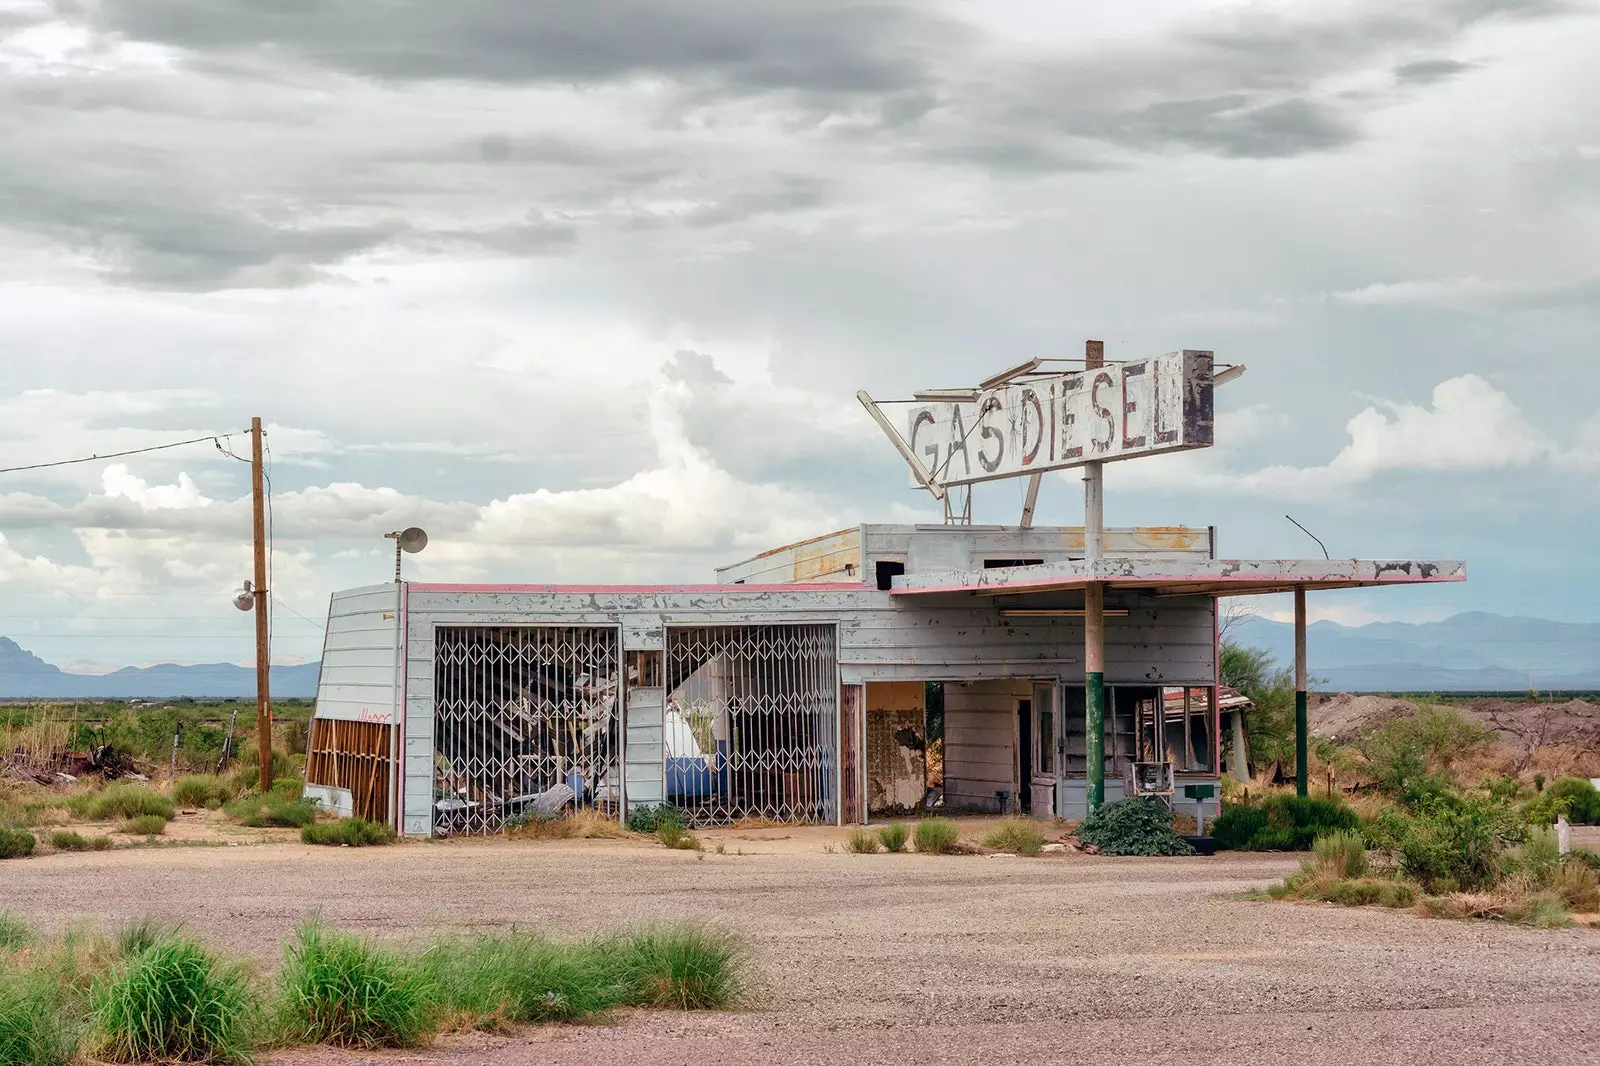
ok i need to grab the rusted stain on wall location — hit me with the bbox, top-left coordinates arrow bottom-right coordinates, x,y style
865,681 -> 926,813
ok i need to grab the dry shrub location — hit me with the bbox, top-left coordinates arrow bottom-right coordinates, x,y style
508,810 -> 627,841
1417,886 -> 1571,928
844,829 -> 879,854
1553,862 -> 1600,912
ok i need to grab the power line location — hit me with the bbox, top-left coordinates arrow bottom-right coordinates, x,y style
269,594 -> 324,632
0,433 -> 245,475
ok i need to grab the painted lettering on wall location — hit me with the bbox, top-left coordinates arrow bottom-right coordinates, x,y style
907,350 -> 1214,487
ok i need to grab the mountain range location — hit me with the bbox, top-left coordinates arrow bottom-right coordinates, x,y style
0,637 -> 320,699
4,611 -> 1599,697
1230,611 -> 1600,691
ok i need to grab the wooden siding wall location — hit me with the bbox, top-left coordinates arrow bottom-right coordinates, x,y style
944,680 -> 1031,812
399,586 -> 1214,836
304,718 -> 393,822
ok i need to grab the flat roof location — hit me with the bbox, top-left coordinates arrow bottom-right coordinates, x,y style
890,557 -> 1466,598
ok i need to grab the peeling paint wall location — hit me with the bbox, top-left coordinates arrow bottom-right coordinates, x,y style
944,680 -> 1031,812
865,681 -> 925,813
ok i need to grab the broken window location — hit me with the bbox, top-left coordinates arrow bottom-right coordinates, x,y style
1134,687 -> 1217,774
1036,689 -> 1054,776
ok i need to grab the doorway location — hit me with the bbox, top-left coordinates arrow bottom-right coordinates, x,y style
1016,698 -> 1032,814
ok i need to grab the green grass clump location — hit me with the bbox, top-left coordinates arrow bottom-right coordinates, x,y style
0,913 -> 35,953
0,967 -> 76,1066
172,776 -> 237,810
625,804 -> 685,833
983,818 -> 1047,856
118,815 -> 168,837
223,793 -> 318,829
0,829 -> 36,860
68,786 -> 175,824
876,822 -> 909,853
844,829 -> 879,854
47,830 -> 112,853
1211,794 -> 1358,851
656,823 -> 702,851
88,934 -> 254,1065
301,818 -> 397,847
421,934 -> 622,1027
606,925 -> 745,1011
115,918 -> 183,961
1311,830 -> 1369,880
913,818 -> 961,855
277,921 -> 435,1048
1076,798 -> 1194,857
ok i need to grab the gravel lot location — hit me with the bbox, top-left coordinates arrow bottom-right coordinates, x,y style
6,829 -> 1599,1065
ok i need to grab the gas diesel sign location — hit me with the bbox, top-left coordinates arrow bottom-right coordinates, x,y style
906,350 -> 1215,487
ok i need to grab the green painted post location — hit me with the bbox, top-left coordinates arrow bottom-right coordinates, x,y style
1294,587 -> 1308,798
1085,580 -> 1106,811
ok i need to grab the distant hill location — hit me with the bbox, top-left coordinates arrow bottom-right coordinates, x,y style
0,637 -> 320,699
1230,612 -> 1600,692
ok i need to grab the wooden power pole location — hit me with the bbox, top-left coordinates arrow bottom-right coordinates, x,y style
251,417 -> 273,794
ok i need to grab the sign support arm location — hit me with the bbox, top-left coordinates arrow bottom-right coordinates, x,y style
856,390 -> 947,501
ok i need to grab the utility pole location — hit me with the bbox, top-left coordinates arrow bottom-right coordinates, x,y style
1083,339 -> 1107,813
251,417 -> 273,794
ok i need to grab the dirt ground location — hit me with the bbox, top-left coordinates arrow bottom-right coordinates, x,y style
6,827 -> 1600,1066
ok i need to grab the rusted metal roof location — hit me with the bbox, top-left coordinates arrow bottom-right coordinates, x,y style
890,557 -> 1466,598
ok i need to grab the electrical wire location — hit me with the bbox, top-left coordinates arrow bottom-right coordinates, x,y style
269,595 -> 325,632
0,433 -> 244,475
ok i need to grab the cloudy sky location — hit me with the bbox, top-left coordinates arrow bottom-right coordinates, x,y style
1,0 -> 1597,670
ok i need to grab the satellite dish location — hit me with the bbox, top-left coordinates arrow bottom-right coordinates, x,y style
232,581 -> 254,612
397,527 -> 429,554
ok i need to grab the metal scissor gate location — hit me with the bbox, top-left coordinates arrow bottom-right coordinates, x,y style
433,625 -> 620,835
663,624 -> 838,827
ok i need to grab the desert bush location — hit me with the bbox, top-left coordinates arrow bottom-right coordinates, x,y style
0,828 -> 36,860
47,830 -> 112,852
301,818 -> 396,847
1520,790 -> 1573,826
844,829 -> 879,854
605,925 -> 745,1011
1417,889 -> 1571,928
1377,794 -> 1525,893
278,921 -> 436,1048
656,823 -> 702,851
1570,846 -> 1600,873
626,804 -> 685,833
1281,875 -> 1415,908
1506,827 -> 1562,886
1547,777 -> 1600,825
1076,798 -> 1193,857
172,775 -> 236,810
118,815 -> 167,836
88,934 -> 254,1065
1212,793 -> 1359,851
68,786 -> 175,824
223,793 -> 318,829
913,818 -> 961,855
1358,706 -> 1492,802
983,818 -> 1046,856
0,967 -> 76,1066
876,822 -> 909,853
226,745 -> 294,796
1312,830 -> 1369,880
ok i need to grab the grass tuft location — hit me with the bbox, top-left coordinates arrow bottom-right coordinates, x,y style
172,776 -> 238,810
0,828 -> 37,860
68,785 -> 175,824
507,810 -> 627,841
277,921 -> 435,1048
420,934 -> 621,1028
47,830 -> 113,853
118,815 -> 168,837
608,925 -> 745,1011
88,933 -> 254,1065
0,912 -> 36,953
844,829 -> 879,854
656,823 -> 703,851
115,918 -> 184,960
913,818 -> 961,855
1311,830 -> 1369,880
983,818 -> 1047,856
300,818 -> 397,848
0,967 -> 76,1066
876,823 -> 909,853
223,793 -> 319,829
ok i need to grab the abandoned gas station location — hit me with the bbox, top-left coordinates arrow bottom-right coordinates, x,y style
303,344 -> 1464,836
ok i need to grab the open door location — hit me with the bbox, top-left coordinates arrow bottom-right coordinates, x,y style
1030,683 -> 1056,820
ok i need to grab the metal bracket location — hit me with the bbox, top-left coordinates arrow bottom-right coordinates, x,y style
856,389 -> 947,501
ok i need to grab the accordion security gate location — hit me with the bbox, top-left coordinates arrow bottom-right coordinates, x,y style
433,625 -> 621,835
663,624 -> 839,827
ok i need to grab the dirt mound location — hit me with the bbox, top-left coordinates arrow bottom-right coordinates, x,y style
1310,694 -> 1600,779
1310,694 -> 1415,743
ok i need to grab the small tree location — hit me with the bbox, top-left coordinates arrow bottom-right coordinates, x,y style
1221,641 -> 1296,771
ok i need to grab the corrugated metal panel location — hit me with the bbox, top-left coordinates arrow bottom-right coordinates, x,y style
625,686 -> 665,809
